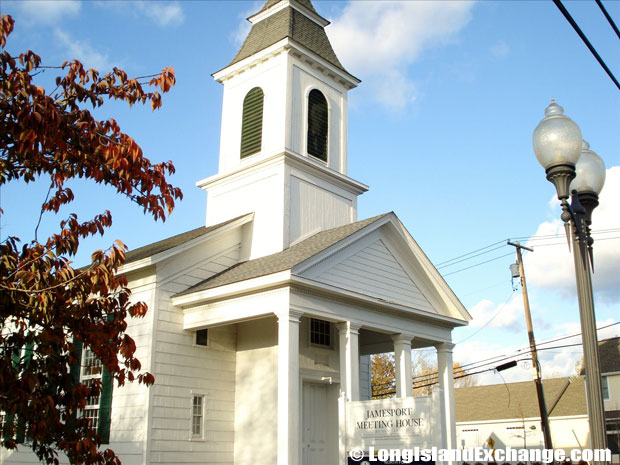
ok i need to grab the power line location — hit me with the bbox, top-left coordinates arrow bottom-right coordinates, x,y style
513,228 -> 620,242
553,0 -> 620,90
455,290 -> 517,344
437,244 -> 507,269
596,0 -> 620,40
528,236 -> 620,248
434,228 -> 619,273
441,252 -> 515,277
456,321 -> 620,373
371,324 -> 620,388
436,240 -> 506,267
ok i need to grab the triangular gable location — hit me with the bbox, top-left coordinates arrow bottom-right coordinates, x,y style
295,213 -> 471,322
310,238 -> 436,313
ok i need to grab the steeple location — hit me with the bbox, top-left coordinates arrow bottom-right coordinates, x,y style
215,0 -> 358,88
230,0 -> 349,77
198,0 -> 367,260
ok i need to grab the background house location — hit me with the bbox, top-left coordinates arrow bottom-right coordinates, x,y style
581,336 -> 620,458
455,377 -> 590,453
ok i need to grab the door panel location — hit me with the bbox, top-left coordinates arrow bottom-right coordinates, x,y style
303,383 -> 328,465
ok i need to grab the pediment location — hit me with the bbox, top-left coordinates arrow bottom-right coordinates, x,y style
295,214 -> 470,322
308,237 -> 436,312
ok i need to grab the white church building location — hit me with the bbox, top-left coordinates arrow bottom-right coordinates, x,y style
2,1 -> 471,464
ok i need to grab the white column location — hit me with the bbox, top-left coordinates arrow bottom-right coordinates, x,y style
436,342 -> 456,452
392,334 -> 413,398
337,321 -> 361,401
277,310 -> 302,465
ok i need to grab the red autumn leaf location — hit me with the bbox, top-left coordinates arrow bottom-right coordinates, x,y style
0,14 -> 182,465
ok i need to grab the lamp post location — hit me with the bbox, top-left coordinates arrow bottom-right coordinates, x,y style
532,99 -> 607,455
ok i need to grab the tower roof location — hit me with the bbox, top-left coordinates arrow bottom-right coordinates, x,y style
229,0 -> 348,75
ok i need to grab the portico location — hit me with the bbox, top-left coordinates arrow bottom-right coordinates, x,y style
174,236 -> 467,465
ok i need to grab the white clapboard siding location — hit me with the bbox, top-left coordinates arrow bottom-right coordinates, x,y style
107,271 -> 157,462
316,239 -> 436,313
148,239 -> 241,465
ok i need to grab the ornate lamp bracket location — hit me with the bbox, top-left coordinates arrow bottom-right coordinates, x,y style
546,163 -> 576,249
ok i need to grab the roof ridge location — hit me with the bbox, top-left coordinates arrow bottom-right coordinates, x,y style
124,214 -> 251,264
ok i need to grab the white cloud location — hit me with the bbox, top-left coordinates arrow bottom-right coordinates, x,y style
327,1 -> 474,109
524,166 -> 620,302
17,0 -> 81,24
454,319 -> 620,385
454,340 -> 527,384
468,295 -> 524,331
92,1 -> 184,28
537,318 -> 619,378
232,3 -> 260,47
134,1 -> 184,28
54,29 -> 116,71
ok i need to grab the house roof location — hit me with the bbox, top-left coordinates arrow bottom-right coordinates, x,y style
229,0 -> 346,74
599,337 -> 620,373
580,336 -> 620,376
455,377 -> 586,423
124,214 -> 249,264
174,214 -> 388,297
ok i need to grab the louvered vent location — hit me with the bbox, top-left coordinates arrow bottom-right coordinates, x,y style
240,87 -> 264,158
307,89 -> 328,162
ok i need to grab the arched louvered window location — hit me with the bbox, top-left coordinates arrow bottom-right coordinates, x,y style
307,89 -> 328,162
240,87 -> 264,159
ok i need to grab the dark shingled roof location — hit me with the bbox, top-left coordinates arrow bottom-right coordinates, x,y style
599,337 -> 620,373
175,214 -> 388,297
124,215 -> 249,264
580,336 -> 620,375
230,2 -> 345,73
455,377 -> 586,422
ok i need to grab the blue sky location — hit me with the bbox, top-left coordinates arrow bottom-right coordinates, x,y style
2,0 -> 619,384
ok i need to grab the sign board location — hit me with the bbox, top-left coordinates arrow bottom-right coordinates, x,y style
346,394 -> 440,450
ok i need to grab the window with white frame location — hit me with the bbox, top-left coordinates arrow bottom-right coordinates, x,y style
191,395 -> 204,438
602,376 -> 610,400
310,318 -> 331,347
80,347 -> 102,430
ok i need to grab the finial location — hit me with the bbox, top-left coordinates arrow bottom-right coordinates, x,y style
544,98 -> 564,117
582,139 -> 590,151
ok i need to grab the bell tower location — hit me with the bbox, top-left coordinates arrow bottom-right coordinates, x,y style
198,0 -> 368,259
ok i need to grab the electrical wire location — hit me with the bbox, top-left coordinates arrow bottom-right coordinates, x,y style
437,244 -> 507,269
433,229 -> 619,277
435,240 -> 506,267
553,0 -> 620,90
371,325 -> 620,389
441,252 -> 515,277
596,0 -> 620,40
454,290 -> 517,344
433,230 -> 619,278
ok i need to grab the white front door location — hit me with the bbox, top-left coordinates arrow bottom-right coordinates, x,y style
302,382 -> 329,465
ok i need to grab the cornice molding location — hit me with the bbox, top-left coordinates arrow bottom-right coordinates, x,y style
196,151 -> 367,196
212,38 -> 359,89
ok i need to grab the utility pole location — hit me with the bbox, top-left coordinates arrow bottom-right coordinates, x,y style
508,241 -> 553,450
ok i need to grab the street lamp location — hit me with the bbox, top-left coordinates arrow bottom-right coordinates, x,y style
532,99 -> 607,455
